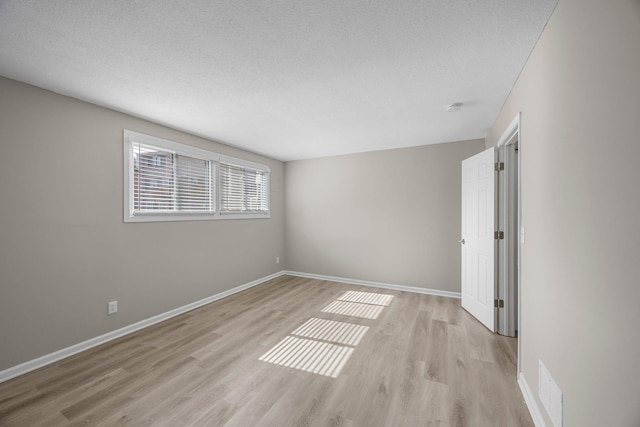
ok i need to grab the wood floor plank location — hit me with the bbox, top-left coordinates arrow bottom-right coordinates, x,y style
0,275 -> 533,426
93,365 -> 209,426
3,368 -> 130,426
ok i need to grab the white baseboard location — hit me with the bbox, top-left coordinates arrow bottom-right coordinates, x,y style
0,271 -> 286,384
284,270 -> 461,299
0,270 -> 458,384
519,372 -> 547,427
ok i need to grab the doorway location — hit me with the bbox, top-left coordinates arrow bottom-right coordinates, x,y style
460,113 -> 521,349
496,113 -> 521,339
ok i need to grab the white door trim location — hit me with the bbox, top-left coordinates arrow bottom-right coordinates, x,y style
496,112 -> 523,373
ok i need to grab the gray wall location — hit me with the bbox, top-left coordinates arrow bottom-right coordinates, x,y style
0,77 -> 285,371
285,140 -> 485,292
486,0 -> 640,425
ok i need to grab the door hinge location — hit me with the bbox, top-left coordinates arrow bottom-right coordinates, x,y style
494,299 -> 505,308
495,162 -> 504,171
494,231 -> 504,240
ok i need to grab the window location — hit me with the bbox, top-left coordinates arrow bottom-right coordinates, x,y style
133,144 -> 211,213
219,162 -> 269,214
124,130 -> 270,222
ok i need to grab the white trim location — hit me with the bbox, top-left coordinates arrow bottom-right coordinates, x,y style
124,130 -> 223,161
0,271 -> 286,384
495,112 -> 524,375
284,271 -> 461,298
496,113 -> 520,337
515,112 -> 523,376
496,113 -> 521,148
124,211 -> 271,222
219,154 -> 271,172
519,372 -> 548,427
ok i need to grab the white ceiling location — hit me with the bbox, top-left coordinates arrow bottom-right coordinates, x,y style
0,0 -> 557,161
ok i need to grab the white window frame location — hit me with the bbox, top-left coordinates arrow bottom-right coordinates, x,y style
124,130 -> 270,222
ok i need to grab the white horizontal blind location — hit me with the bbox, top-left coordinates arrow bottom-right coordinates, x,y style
175,155 -> 211,211
133,143 -> 175,212
133,142 -> 211,213
219,162 -> 268,214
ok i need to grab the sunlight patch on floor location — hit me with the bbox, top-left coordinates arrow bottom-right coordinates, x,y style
321,300 -> 385,320
291,318 -> 369,346
259,291 -> 394,378
259,336 -> 354,378
337,291 -> 394,306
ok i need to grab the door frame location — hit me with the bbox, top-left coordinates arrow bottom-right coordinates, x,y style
496,113 -> 522,372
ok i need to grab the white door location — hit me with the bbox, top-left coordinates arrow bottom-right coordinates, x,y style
461,147 -> 496,331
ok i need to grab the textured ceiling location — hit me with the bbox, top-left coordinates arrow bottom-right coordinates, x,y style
0,0 -> 557,161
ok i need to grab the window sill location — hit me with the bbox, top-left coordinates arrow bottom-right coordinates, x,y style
124,212 -> 270,223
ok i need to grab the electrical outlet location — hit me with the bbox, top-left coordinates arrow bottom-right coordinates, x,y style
276,257 -> 280,264
108,301 -> 118,315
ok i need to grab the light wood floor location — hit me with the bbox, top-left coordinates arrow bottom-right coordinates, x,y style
0,275 -> 533,426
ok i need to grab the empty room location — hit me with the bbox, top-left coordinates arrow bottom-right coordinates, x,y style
0,1 -> 638,426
